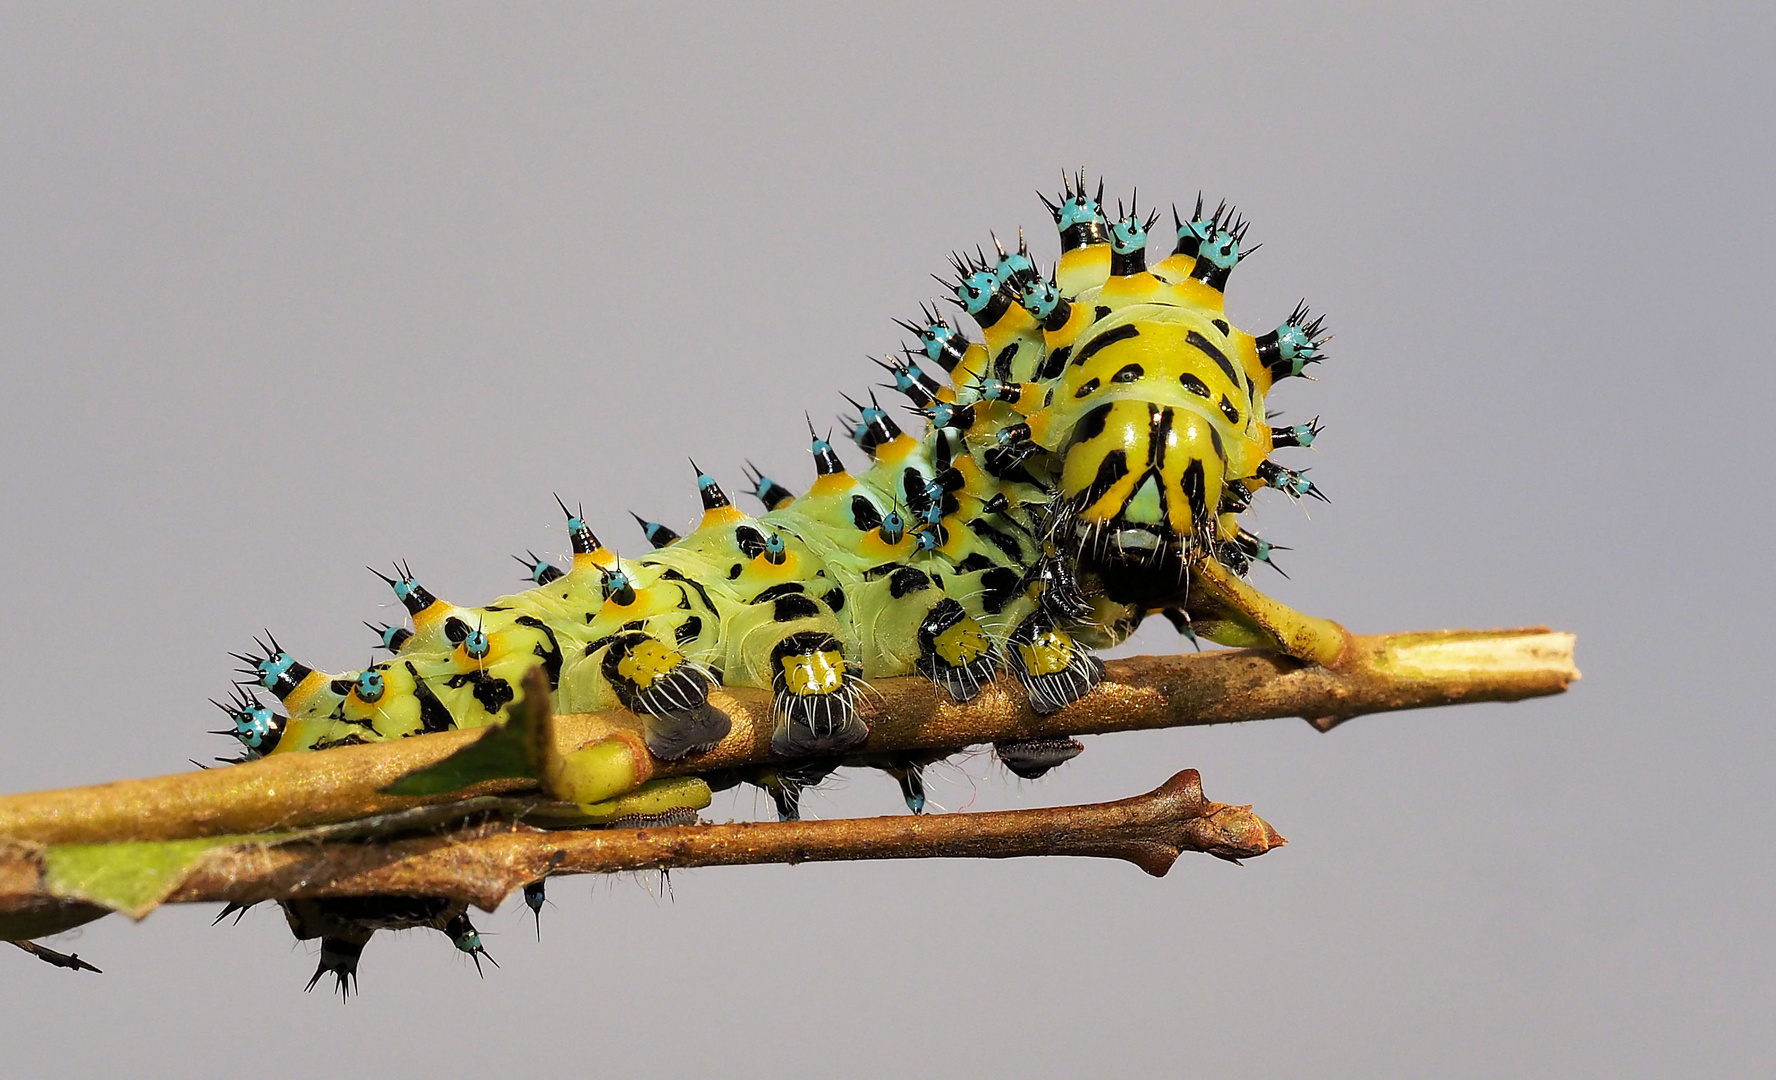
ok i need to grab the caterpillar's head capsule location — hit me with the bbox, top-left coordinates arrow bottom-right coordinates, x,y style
210,687 -> 285,754
1054,401 -> 1228,606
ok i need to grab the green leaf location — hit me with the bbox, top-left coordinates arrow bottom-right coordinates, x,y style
43,836 -> 250,919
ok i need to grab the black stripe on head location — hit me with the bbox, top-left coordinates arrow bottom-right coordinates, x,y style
1072,401 -> 1114,446
1079,450 -> 1130,509
1186,330 -> 1240,386
1181,459 -> 1208,528
1147,406 -> 1175,471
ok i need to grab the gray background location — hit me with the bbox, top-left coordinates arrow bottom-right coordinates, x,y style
1,3 -> 1770,1076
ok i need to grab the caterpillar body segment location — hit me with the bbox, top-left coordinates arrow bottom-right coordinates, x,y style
220,171 -> 1332,815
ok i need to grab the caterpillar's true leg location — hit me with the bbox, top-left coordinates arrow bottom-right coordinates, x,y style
600,632 -> 732,761
769,631 -> 868,755
914,598 -> 1000,703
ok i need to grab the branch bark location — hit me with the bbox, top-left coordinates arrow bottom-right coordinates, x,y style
0,629 -> 1577,847
0,769 -> 1281,918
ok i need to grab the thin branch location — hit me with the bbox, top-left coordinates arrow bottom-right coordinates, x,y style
0,629 -> 1577,846
0,770 -> 1282,916
8,938 -> 102,973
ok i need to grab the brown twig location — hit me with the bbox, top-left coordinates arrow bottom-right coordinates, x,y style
0,629 -> 1576,846
8,938 -> 102,973
0,769 -> 1281,917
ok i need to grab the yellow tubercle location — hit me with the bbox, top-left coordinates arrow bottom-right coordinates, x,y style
807,473 -> 855,498
1160,277 -> 1226,313
1150,252 -> 1195,283
282,669 -> 334,713
1098,271 -> 1165,308
1044,302 -> 1094,351
951,342 -> 990,386
874,433 -> 921,465
1057,244 -> 1111,296
936,516 -> 972,558
453,629 -> 519,669
572,549 -> 619,574
412,600 -> 453,634
980,303 -> 1037,353
748,548 -> 803,581
857,530 -> 914,561
696,505 -> 746,531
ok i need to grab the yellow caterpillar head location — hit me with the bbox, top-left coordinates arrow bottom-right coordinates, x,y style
1055,396 -> 1226,605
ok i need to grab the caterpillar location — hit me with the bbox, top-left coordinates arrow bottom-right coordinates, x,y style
215,172 -> 1330,993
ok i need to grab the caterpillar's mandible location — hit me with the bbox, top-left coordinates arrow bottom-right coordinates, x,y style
214,173 -> 1332,993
